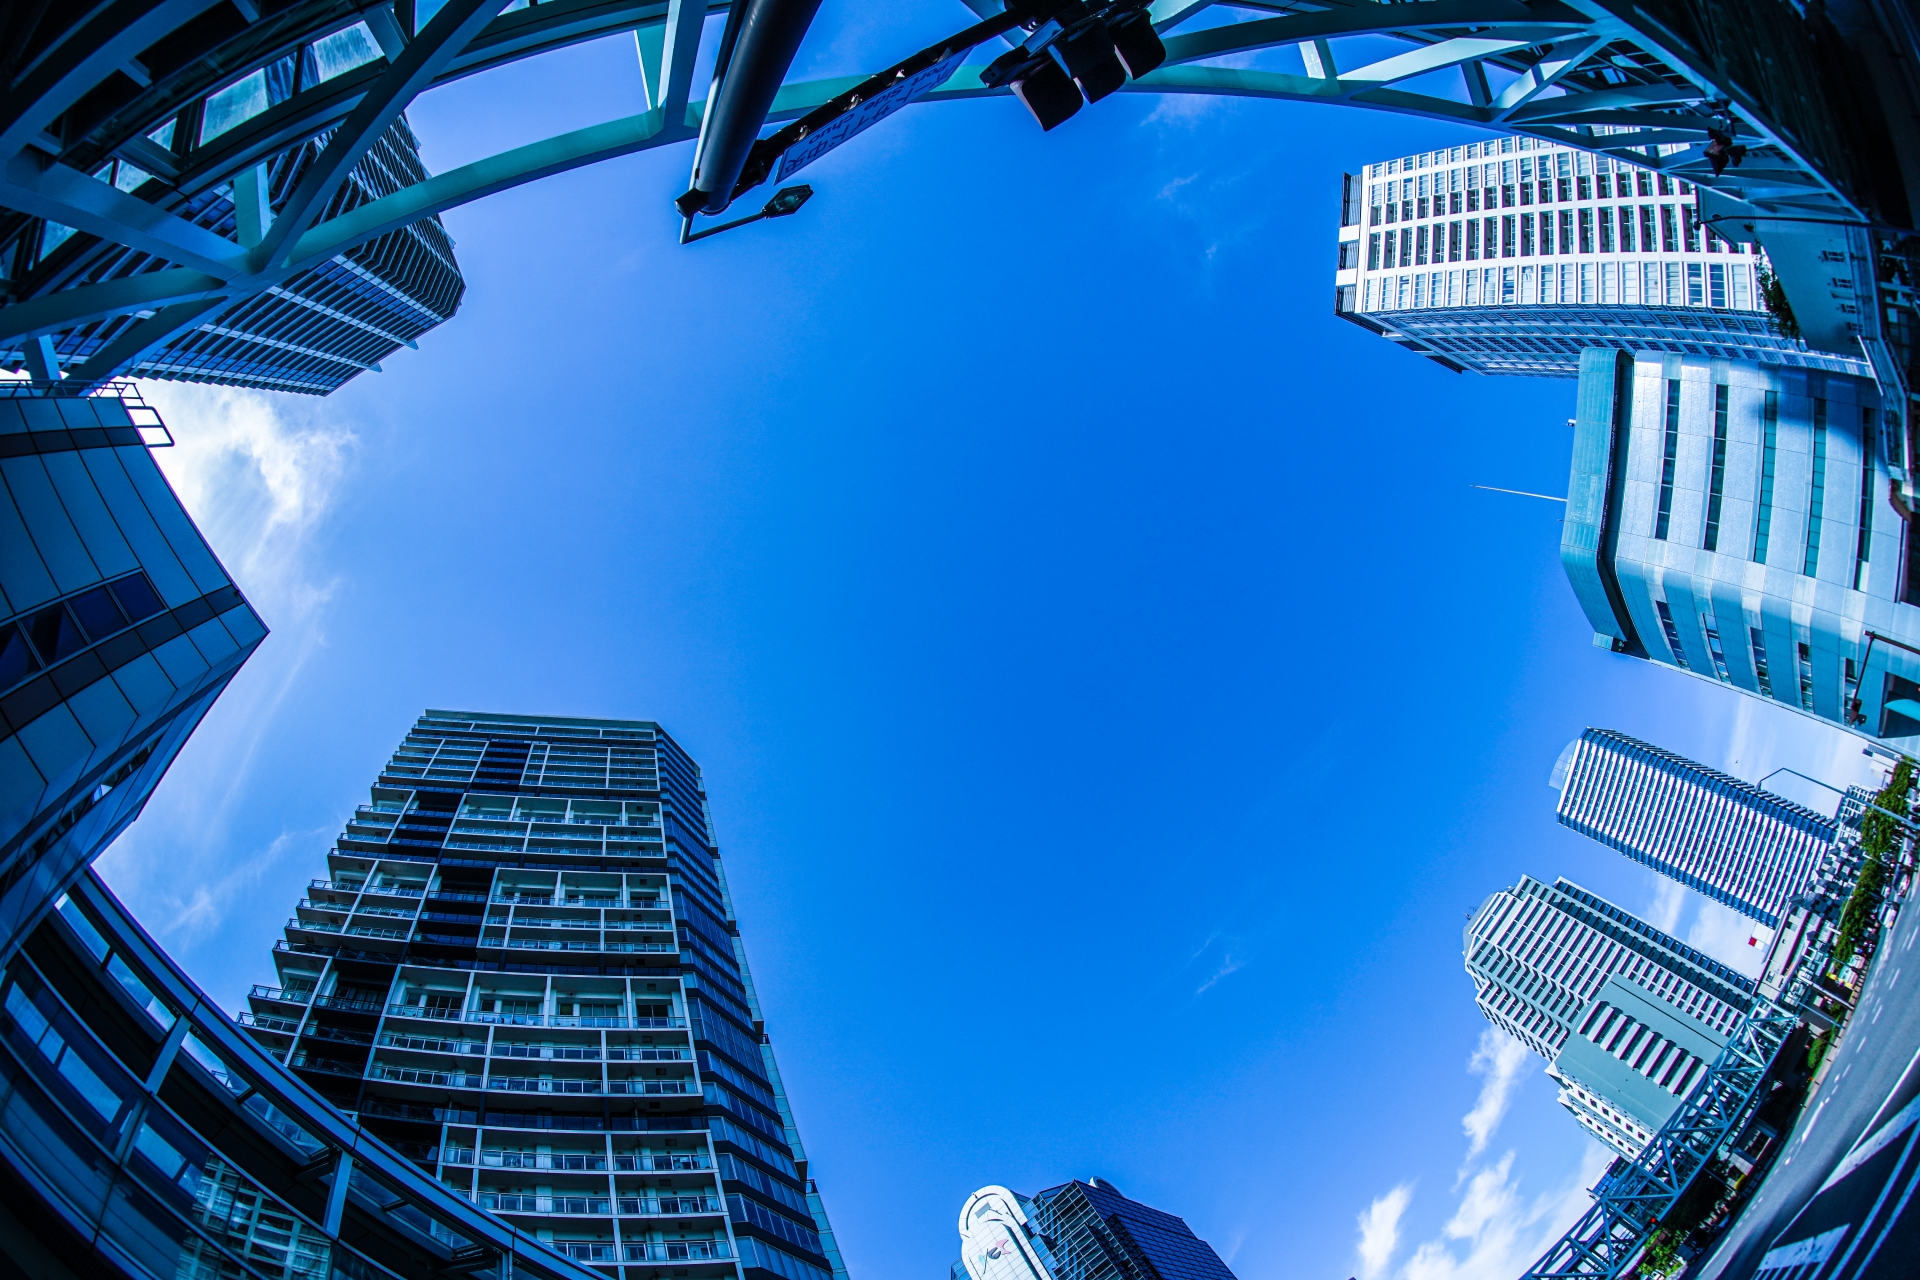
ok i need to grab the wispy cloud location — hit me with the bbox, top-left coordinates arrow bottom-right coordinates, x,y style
96,383 -> 356,958
1195,954 -> 1244,995
1356,1183 -> 1413,1280
1461,1030 -> 1530,1159
1689,901 -> 1769,978
1646,878 -> 1685,935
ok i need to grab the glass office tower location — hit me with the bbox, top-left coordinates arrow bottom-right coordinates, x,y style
242,710 -> 846,1280
1553,729 -> 1837,926
1465,876 -> 1756,1155
0,384 -> 265,961
956,1181 -> 1237,1280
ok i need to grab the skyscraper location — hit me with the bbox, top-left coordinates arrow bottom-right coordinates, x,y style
1561,348 -> 1919,747
957,1181 -> 1237,1280
1465,876 -> 1755,1156
1553,729 -> 1837,926
242,710 -> 846,1280
0,383 -> 265,958
1330,135 -> 1868,379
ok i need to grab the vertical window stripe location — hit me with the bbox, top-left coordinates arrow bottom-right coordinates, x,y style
1655,379 -> 1681,540
1754,390 -> 1778,563
1855,405 -> 1875,589
1704,384 -> 1729,551
1804,399 -> 1828,576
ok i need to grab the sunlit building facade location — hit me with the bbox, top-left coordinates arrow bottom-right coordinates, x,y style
1561,349 -> 1920,750
1553,729 -> 1836,926
1464,876 -> 1755,1156
242,711 -> 846,1280
1331,135 -> 1868,378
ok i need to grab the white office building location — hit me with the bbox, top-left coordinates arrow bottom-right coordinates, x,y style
1464,876 -> 1755,1156
1331,135 -> 1870,379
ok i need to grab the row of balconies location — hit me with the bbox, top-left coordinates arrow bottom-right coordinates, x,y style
478,1193 -> 722,1216
549,1241 -> 731,1264
440,1149 -> 711,1172
378,1036 -> 690,1061
369,1063 -> 697,1095
388,1005 -> 686,1029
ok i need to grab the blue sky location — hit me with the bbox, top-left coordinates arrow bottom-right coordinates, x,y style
94,7 -> 1882,1280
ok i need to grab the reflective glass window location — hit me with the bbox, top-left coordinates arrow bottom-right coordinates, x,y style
0,623 -> 40,687
67,585 -> 126,641
27,603 -> 85,662
109,572 -> 166,621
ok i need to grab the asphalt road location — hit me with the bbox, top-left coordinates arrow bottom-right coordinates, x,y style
1692,895 -> 1920,1280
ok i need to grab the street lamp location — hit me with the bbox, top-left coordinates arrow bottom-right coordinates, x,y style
680,185 -> 815,245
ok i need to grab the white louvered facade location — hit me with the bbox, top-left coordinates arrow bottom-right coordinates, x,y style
1463,876 -> 1756,1154
1555,729 -> 1836,925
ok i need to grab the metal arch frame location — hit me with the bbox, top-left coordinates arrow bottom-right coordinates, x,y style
0,0 -> 1896,391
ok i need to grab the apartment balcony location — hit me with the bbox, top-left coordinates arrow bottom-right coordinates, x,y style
622,1241 -> 732,1262
613,1152 -> 711,1172
476,1194 -> 724,1217
379,1031 -> 484,1056
607,1047 -> 690,1062
492,1043 -> 602,1061
476,1151 -> 610,1172
313,994 -> 385,1015
237,1011 -> 301,1033
250,984 -> 313,1006
370,1063 -> 477,1089
354,904 -> 418,919
382,1006 -> 687,1029
310,878 -> 371,894
486,1075 -> 611,1095
439,1149 -> 712,1173
288,1052 -> 367,1079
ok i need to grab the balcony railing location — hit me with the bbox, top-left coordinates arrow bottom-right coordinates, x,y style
288,1053 -> 365,1078
475,1151 -> 607,1171
386,1003 -> 463,1021
371,1063 -> 476,1088
250,985 -> 313,1004
608,1047 -> 689,1062
381,1032 -> 484,1055
487,1076 -> 608,1095
493,1044 -> 601,1061
237,1011 -> 301,1032
312,994 -> 385,1014
607,1079 -> 695,1095
624,1241 -> 731,1262
613,1152 -> 711,1172
431,1149 -> 712,1174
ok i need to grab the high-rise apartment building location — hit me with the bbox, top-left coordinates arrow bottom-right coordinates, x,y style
1465,876 -> 1755,1156
1562,348 -> 1920,748
956,1181 -> 1236,1280
1553,729 -> 1836,926
242,711 -> 846,1280
1330,135 -> 1868,379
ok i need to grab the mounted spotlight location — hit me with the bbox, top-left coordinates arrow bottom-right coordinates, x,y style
1006,53 -> 1085,130
1057,18 -> 1127,102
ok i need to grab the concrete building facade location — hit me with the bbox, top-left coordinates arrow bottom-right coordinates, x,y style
1464,876 -> 1755,1156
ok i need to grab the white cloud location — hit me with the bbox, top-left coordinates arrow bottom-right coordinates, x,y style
95,383 -> 356,955
1461,1030 -> 1531,1158
1356,1183 -> 1413,1280
1688,901 -> 1770,978
1646,877 -> 1685,934
1399,1145 -> 1612,1280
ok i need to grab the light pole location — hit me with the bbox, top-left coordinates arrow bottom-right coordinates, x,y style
679,185 -> 815,245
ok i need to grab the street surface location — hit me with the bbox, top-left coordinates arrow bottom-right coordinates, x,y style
1692,895 -> 1920,1279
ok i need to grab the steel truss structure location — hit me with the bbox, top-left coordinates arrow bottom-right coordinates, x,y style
1,0 -> 1916,394
1525,817 -> 1889,1280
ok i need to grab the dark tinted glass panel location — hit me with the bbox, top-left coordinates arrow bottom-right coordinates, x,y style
27,604 -> 85,663
108,573 -> 166,622
0,624 -> 40,686
67,586 -> 126,641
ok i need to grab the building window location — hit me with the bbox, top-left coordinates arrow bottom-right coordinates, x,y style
1701,616 -> 1731,681
1467,219 -> 1479,259
1367,232 -> 1381,270
1856,407 -> 1876,589
1709,263 -> 1727,308
1599,207 -> 1615,253
1579,207 -> 1594,252
1416,225 -> 1429,265
1660,204 -> 1678,251
1687,262 -> 1704,305
1805,399 -> 1828,577
1558,209 -> 1574,255
1640,206 -> 1657,257
1697,385 -> 1729,554
1449,220 -> 1462,261
1383,230 -> 1397,269
1749,628 -> 1774,697
1520,213 -> 1534,256
1797,641 -> 1816,710
1502,215 -> 1516,257
1656,601 -> 1690,669
1619,209 -> 1636,253
1655,379 -> 1681,540
1402,227 -> 1413,265
1754,390 -> 1778,562
1683,205 -> 1702,252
